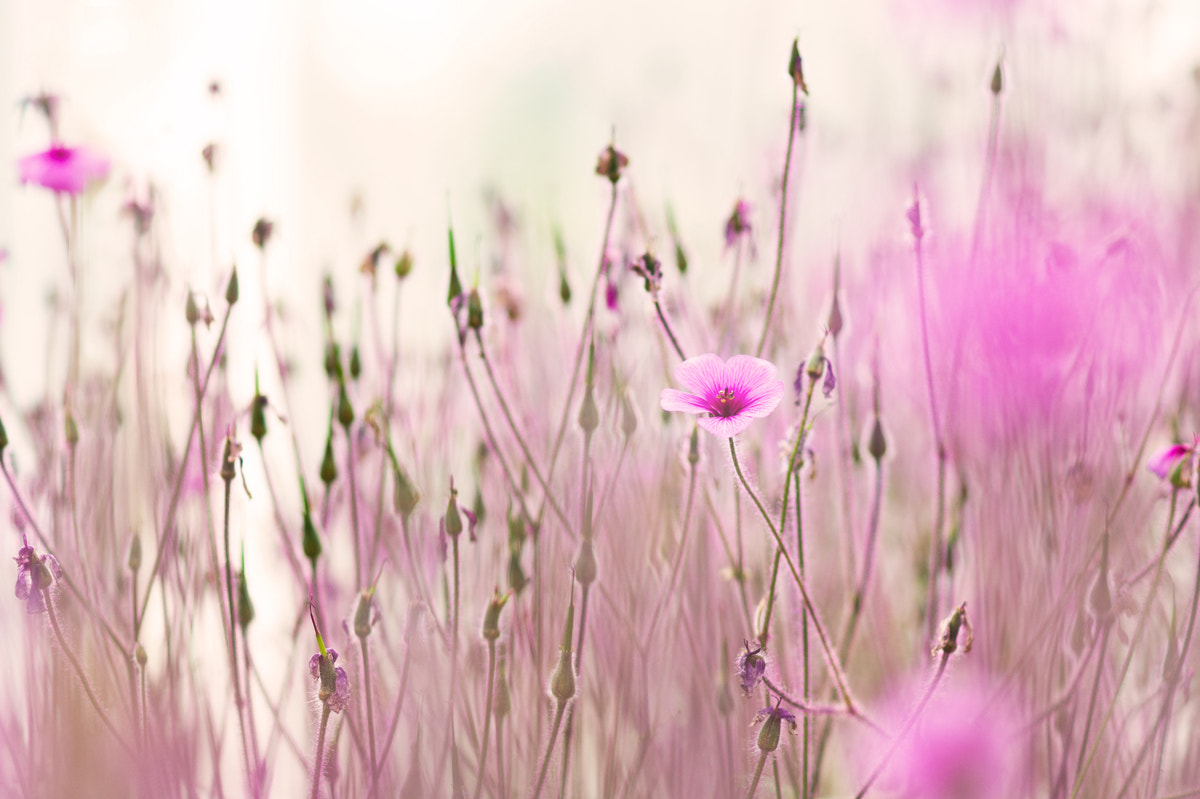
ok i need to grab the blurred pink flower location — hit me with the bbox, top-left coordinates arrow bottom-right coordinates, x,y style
1148,437 -> 1197,481
18,145 -> 110,195
660,354 -> 785,437
724,199 -> 752,249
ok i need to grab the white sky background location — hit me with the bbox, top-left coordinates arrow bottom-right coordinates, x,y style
0,0 -> 1199,793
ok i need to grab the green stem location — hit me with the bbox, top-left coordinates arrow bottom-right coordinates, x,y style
532,702 -> 567,799
472,640 -> 497,799
746,750 -> 769,799
362,637 -> 379,799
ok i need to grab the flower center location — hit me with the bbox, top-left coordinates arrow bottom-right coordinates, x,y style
713,388 -> 740,417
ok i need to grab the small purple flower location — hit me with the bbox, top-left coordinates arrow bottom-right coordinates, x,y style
14,544 -> 61,614
755,703 -> 797,728
309,649 -> 351,713
1148,436 -> 1196,483
18,145 -> 110,195
737,641 -> 767,695
660,354 -> 785,437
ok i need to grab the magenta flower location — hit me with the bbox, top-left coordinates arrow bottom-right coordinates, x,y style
18,145 -> 110,195
1148,437 -> 1197,482
660,354 -> 785,437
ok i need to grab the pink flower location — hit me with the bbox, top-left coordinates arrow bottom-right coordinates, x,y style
660,354 -> 785,437
1148,436 -> 1197,481
17,145 -> 110,195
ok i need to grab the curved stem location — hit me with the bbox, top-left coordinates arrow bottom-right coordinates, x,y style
755,82 -> 801,358
746,750 -> 769,799
653,299 -> 686,362
532,702 -> 567,799
727,438 -> 856,716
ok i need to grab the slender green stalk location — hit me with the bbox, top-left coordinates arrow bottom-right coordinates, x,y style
344,423 -> 363,590
653,299 -> 686,361
728,438 -> 856,715
746,751 -> 769,799
755,80 -> 802,358
312,705 -> 332,799
644,459 -> 698,646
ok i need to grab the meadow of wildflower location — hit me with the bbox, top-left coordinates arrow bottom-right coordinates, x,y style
3,1 -> 1200,797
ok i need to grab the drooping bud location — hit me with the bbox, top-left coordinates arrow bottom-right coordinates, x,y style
482,589 -> 509,641
225,266 -> 239,306
127,532 -> 142,573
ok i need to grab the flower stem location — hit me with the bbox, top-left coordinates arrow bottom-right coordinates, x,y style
653,299 -> 686,362
344,422 -> 363,590
532,702 -> 567,799
746,750 -> 769,799
755,81 -> 801,358
311,704 -> 332,799
361,637 -> 379,799
727,438 -> 856,715
472,639 -> 497,799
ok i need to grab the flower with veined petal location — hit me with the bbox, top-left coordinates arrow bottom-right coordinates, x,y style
660,354 -> 785,437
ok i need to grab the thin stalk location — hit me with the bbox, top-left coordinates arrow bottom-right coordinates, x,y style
653,299 -> 686,362
376,623 -> 416,775
746,751 -> 769,799
755,82 -> 802,358
912,225 -> 948,645
719,238 -> 745,355
772,759 -> 782,799
473,330 -> 576,538
797,468 -> 810,799
43,588 -> 135,756
361,637 -> 379,799
532,702 -> 567,799
643,459 -> 698,646
312,705 -> 332,799
841,458 -> 885,658
1071,493 -> 1179,798
728,438 -> 857,716
139,659 -> 148,750
344,423 -> 363,589
1072,622 -> 1112,781
854,653 -> 951,799
472,640 -> 497,799
495,716 -> 506,799
221,466 -> 255,788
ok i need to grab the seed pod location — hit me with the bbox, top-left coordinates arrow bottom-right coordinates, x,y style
443,479 -> 463,538
225,266 -> 239,305
320,434 -> 338,486
237,570 -> 255,629
337,383 -> 355,429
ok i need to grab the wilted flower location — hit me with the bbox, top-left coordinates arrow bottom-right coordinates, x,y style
724,199 -> 752,249
14,543 -> 61,614
308,649 -> 351,713
736,641 -> 767,695
595,144 -> 628,184
754,701 -> 797,752
660,354 -> 785,437
18,145 -> 109,195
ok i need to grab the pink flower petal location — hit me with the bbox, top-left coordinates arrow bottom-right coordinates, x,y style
673,354 -> 726,398
660,388 -> 712,415
738,378 -> 786,418
698,414 -> 754,438
1148,444 -> 1189,480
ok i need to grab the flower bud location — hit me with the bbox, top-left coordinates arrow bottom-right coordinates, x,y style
788,39 -> 808,94
251,393 -> 268,442
348,345 -> 362,382
447,226 -> 463,306
444,479 -> 463,538
595,144 -> 629,184
867,416 -> 887,462
320,433 -> 338,486
757,711 -> 782,753
578,387 -> 599,436
302,511 -> 323,562
550,647 -> 576,704
575,538 -> 597,587
135,642 -> 148,667
467,288 -> 484,331
828,294 -> 843,339
395,250 -> 413,279
64,409 -> 79,447
482,589 -> 509,641
185,291 -> 200,325
324,342 -> 342,382
507,550 -> 529,595
237,570 -> 255,629
128,533 -> 142,573
805,343 -> 826,381
354,589 -> 375,639
220,436 -> 238,483
252,218 -> 274,250
559,269 -> 572,305
393,462 -> 420,519
990,60 -> 1004,95
337,383 -> 355,429
225,266 -> 239,306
